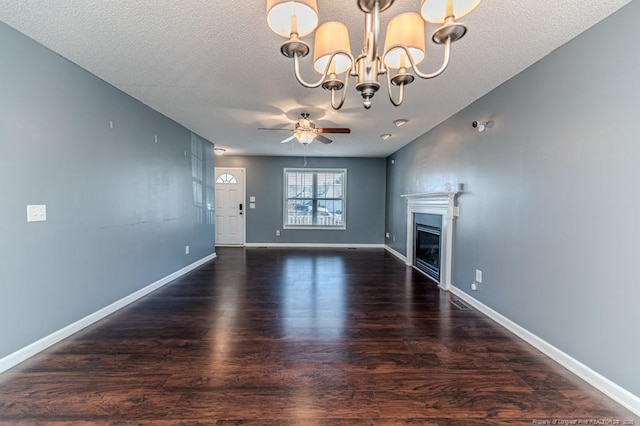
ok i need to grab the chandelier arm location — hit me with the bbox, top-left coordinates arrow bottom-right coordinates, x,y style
330,66 -> 352,110
411,37 -> 452,80
292,51 -> 355,89
385,71 -> 405,107
293,54 -> 326,89
382,37 -> 452,81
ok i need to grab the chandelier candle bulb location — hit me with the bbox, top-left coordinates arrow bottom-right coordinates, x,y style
446,0 -> 454,19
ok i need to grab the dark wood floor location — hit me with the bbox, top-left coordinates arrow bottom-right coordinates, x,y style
0,247 -> 637,425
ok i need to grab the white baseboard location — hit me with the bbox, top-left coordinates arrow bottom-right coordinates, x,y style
244,243 -> 385,249
384,245 -> 407,263
449,285 -> 640,417
0,252 -> 217,374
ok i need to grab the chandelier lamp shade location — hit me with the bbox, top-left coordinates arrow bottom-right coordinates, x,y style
312,22 -> 352,75
266,0 -> 319,37
266,0 -> 482,110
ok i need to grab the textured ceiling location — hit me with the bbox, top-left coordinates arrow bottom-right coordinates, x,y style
0,0 -> 632,157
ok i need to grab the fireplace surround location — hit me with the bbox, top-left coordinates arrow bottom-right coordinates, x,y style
402,188 -> 460,291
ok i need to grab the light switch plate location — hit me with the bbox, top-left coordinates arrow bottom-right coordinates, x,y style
249,196 -> 256,202
27,205 -> 47,222
475,269 -> 483,283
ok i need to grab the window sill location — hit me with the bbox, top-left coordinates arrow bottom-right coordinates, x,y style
283,226 -> 347,231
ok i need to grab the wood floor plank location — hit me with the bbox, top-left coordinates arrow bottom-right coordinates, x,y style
169,389 -> 379,420
347,370 -> 533,393
373,390 -> 602,420
0,247 -> 636,424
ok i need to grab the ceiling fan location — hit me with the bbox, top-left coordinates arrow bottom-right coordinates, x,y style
259,113 -> 350,145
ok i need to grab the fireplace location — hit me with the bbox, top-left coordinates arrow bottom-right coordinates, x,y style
415,222 -> 441,281
402,188 -> 460,290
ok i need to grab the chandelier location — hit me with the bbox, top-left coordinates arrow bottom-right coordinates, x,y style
266,0 -> 482,110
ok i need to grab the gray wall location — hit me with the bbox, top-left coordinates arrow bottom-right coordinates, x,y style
0,23 -> 215,359
385,2 -> 640,396
216,156 -> 386,244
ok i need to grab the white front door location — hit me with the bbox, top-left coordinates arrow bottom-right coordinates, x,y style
214,168 -> 245,246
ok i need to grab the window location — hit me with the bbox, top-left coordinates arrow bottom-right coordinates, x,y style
191,134 -> 214,225
216,173 -> 237,184
284,168 -> 346,229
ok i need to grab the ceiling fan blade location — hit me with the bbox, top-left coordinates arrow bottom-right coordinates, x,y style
315,134 -> 333,144
280,135 -> 296,144
317,127 -> 351,134
258,127 -> 294,131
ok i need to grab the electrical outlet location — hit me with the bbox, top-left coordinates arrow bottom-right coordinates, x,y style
471,282 -> 477,291
392,235 -> 396,242
475,269 -> 482,283
385,232 -> 390,238
27,205 -> 47,222
185,245 -> 190,255
276,229 -> 281,236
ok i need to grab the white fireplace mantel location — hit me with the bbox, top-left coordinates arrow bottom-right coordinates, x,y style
401,191 -> 460,291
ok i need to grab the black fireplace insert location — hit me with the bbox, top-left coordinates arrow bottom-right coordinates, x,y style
414,219 -> 441,281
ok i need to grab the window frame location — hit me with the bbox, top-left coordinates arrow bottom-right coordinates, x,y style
283,168 -> 347,230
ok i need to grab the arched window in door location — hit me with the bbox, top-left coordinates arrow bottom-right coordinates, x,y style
216,173 -> 237,184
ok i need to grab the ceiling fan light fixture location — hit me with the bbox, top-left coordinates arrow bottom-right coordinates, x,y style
383,13 -> 425,69
266,0 -> 319,38
313,22 -> 352,74
294,129 -> 316,145
420,0 -> 482,23
260,113 -> 350,146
